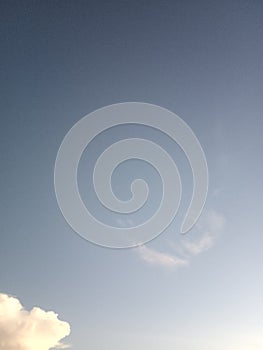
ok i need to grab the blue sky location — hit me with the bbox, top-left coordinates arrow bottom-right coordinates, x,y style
0,1 -> 263,349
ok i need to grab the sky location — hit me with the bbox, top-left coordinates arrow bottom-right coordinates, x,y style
0,0 -> 263,349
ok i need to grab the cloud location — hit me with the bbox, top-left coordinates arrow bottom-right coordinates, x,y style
137,245 -> 189,268
137,210 -> 226,269
182,232 -> 215,255
0,293 -> 70,350
182,210 -> 226,256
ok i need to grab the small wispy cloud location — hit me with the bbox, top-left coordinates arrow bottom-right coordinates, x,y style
137,245 -> 189,268
182,232 -> 215,255
0,293 -> 71,350
137,210 -> 226,269
182,210 -> 226,256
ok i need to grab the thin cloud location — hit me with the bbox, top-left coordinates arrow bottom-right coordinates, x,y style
137,210 -> 226,269
137,245 -> 189,268
182,210 -> 226,256
0,293 -> 71,350
182,232 -> 215,255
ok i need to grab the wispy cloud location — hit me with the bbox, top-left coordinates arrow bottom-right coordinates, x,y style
182,210 -> 226,256
182,232 -> 215,255
137,210 -> 226,269
0,293 -> 71,350
137,245 -> 189,268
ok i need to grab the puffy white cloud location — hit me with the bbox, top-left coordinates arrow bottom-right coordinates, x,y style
0,293 -> 70,350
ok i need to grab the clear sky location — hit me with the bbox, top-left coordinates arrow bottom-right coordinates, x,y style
0,1 -> 263,349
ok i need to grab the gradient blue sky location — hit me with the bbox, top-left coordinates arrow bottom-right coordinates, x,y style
1,1 -> 263,349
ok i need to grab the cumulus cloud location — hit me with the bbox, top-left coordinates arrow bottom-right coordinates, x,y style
0,293 -> 70,350
137,210 -> 226,269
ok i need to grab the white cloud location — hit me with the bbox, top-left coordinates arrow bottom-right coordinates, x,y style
182,210 -> 226,256
137,245 -> 189,268
0,293 -> 70,350
137,210 -> 226,269
182,232 -> 215,255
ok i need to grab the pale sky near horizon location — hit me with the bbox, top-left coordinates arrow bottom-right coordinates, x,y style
0,1 -> 263,349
